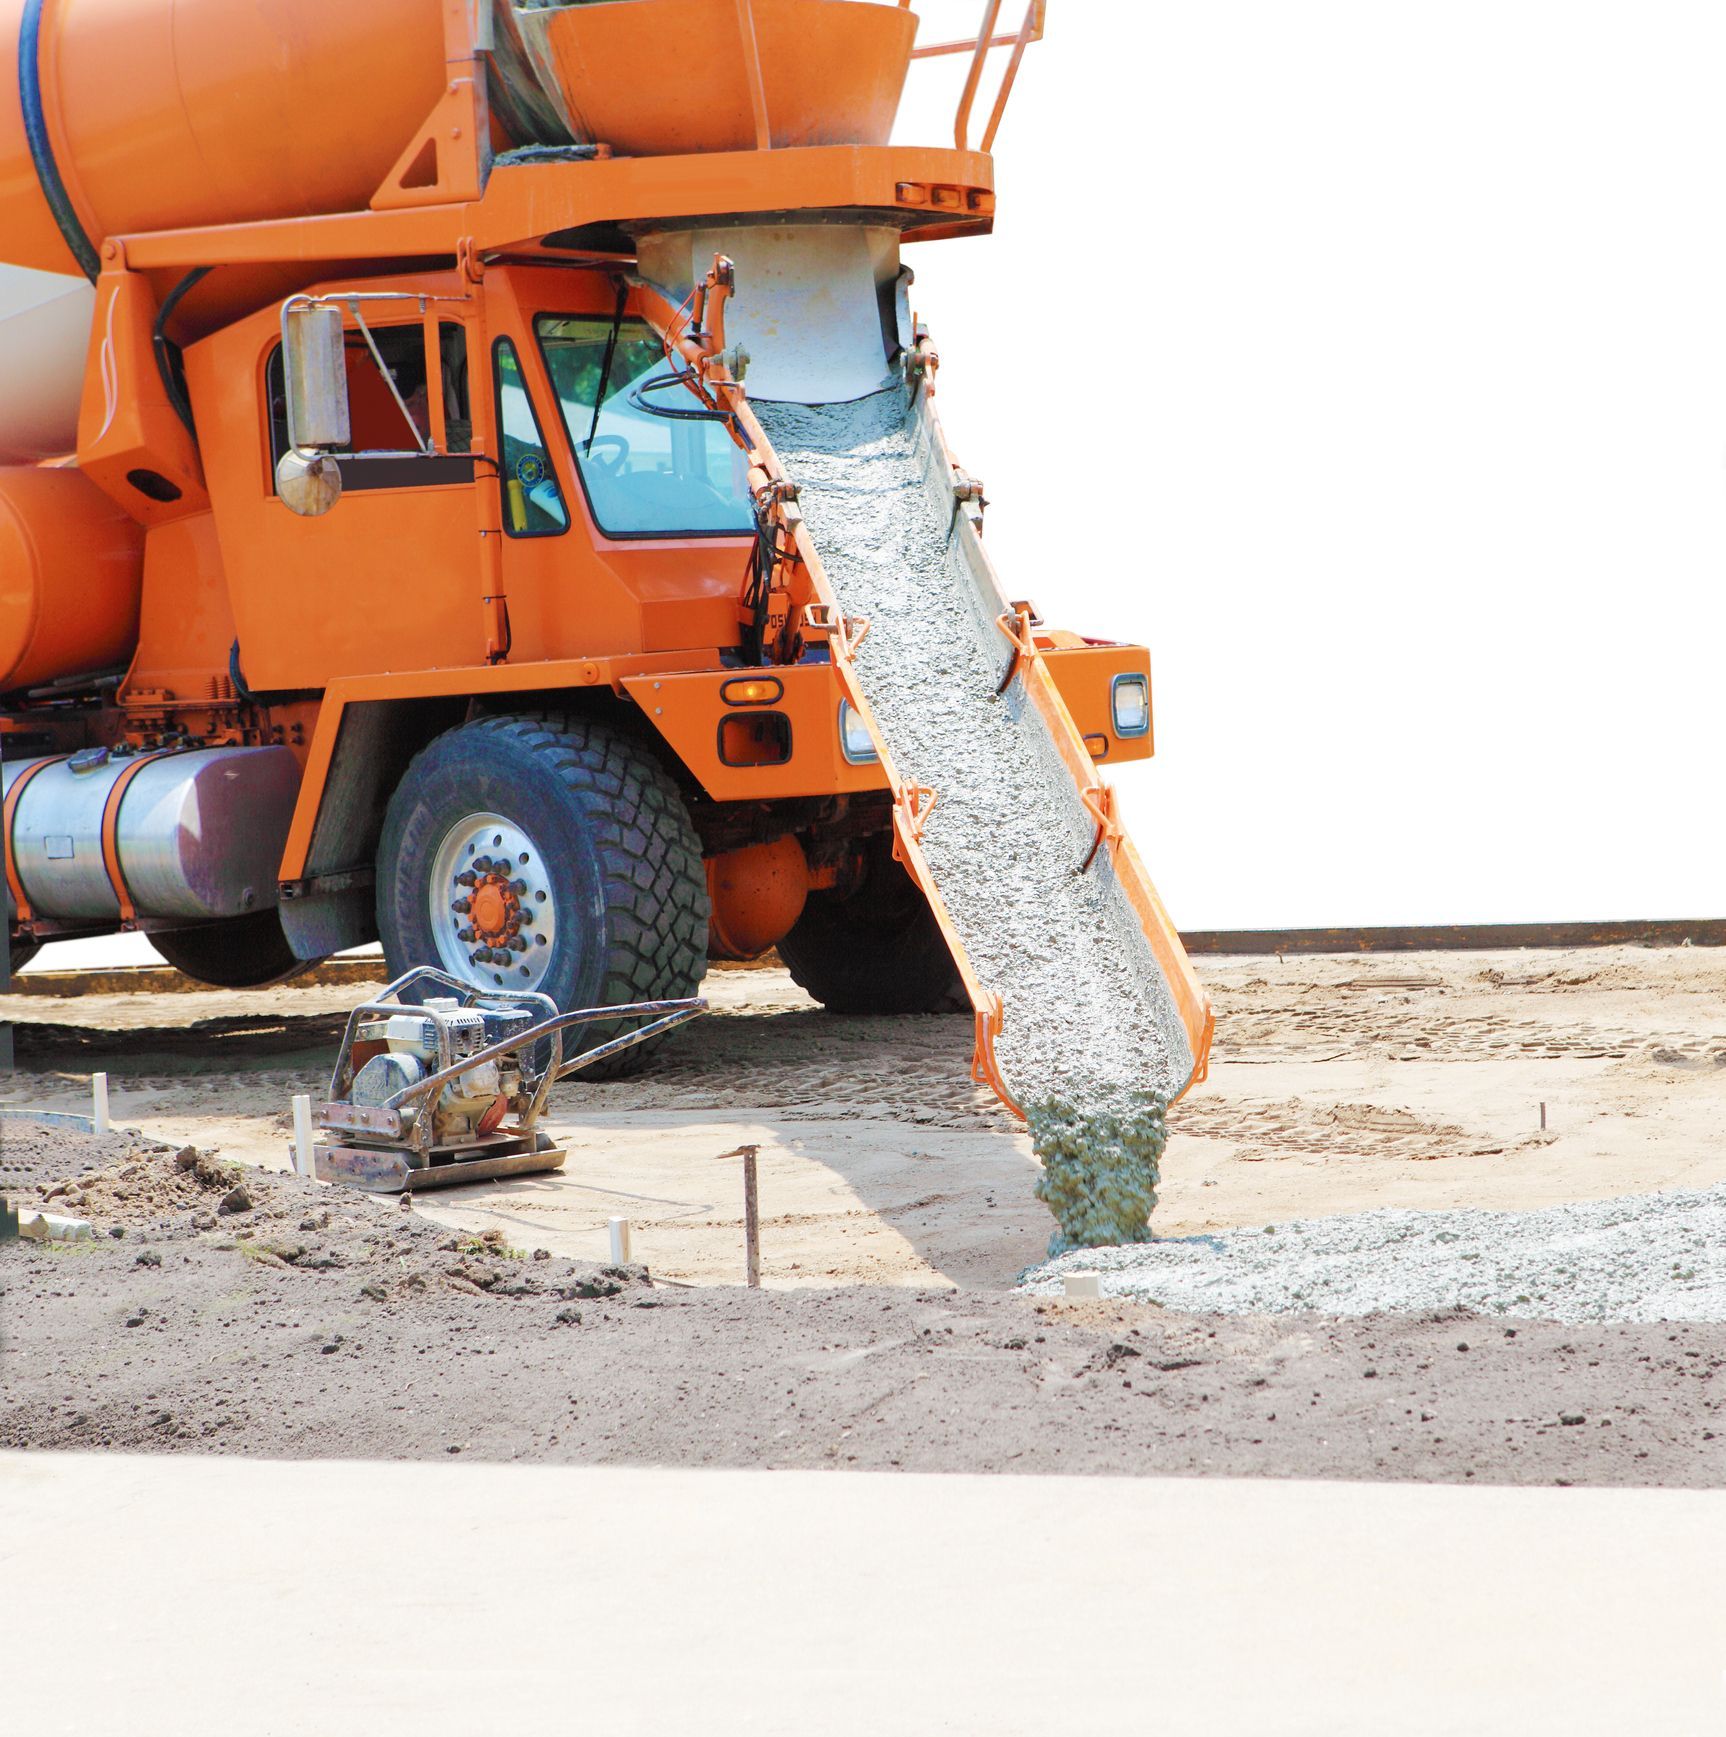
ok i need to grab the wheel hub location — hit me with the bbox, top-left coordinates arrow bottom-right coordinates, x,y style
428,813 -> 557,991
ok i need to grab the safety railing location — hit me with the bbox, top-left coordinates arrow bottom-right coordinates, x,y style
899,0 -> 1046,151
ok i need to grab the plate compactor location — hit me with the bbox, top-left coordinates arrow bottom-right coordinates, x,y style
312,967 -> 706,1193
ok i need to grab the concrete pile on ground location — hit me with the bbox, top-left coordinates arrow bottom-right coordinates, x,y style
1020,1185 -> 1726,1324
756,388 -> 1187,1252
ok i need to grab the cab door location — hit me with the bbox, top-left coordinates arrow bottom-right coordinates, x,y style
198,305 -> 485,691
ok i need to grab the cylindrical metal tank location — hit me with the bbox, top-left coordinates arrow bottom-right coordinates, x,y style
3,744 -> 300,923
0,463 -> 143,690
0,0 -> 450,278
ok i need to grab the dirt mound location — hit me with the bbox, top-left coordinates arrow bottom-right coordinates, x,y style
0,1119 -> 155,1196
2,1116 -> 645,1305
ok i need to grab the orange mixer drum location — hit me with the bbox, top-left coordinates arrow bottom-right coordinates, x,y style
0,0 -> 447,277
0,463 -> 142,690
522,0 -> 917,157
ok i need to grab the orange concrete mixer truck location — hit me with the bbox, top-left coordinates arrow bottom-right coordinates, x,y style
0,0 -> 1211,1124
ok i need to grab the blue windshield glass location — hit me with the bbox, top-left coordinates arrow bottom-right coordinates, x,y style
536,314 -> 753,537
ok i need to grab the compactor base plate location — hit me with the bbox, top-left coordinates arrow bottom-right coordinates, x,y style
311,1131 -> 567,1193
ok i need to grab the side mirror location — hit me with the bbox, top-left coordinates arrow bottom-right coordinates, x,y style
276,302 -> 350,517
275,449 -> 344,518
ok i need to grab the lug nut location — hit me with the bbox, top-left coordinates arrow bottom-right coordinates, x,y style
509,936 -> 528,953
452,897 -> 472,914
511,879 -> 528,896
456,871 -> 477,887
456,926 -> 477,943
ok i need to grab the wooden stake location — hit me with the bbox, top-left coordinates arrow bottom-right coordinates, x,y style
91,1072 -> 109,1134
743,1147 -> 761,1289
717,1144 -> 763,1288
1540,1102 -> 1547,1131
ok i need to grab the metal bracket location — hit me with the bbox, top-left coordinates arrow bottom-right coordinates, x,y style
994,605 -> 1038,695
802,602 -> 871,659
1077,784 -> 1122,876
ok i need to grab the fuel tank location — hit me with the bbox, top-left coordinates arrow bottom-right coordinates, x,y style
0,462 -> 142,691
2,744 -> 299,924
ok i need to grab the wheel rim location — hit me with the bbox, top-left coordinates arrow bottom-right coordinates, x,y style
428,811 -> 559,992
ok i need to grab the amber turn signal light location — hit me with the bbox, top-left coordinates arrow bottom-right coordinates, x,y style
721,677 -> 784,707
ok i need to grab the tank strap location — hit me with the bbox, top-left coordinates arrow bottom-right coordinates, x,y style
100,752 -> 167,926
2,756 -> 59,926
17,0 -> 101,282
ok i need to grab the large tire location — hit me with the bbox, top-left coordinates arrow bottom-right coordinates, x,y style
778,834 -> 967,1015
375,713 -> 708,1079
154,910 -> 314,989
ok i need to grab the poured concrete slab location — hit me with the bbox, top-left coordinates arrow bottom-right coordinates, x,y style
4,1452 -> 1723,1734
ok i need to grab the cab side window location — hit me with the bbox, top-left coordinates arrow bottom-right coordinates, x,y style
267,321 -> 475,492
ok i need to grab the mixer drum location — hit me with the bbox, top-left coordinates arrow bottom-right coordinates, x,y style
0,463 -> 142,691
0,265 -> 92,461
0,0 -> 449,278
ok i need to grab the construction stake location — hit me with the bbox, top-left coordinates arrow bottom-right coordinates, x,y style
291,1094 -> 315,1178
743,1148 -> 760,1289
718,1144 -> 762,1287
91,1072 -> 109,1134
608,1217 -> 633,1265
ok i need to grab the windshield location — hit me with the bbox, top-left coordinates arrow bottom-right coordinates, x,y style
535,314 -> 754,538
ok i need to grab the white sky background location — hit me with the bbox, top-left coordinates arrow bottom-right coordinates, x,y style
893,2 -> 1726,928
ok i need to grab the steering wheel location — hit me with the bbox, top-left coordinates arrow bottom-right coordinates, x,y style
583,433 -> 630,476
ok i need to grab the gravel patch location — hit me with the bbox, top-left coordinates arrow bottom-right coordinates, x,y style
1019,1185 -> 1726,1324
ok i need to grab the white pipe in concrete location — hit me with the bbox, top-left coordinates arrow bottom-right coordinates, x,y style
291,1095 -> 315,1179
91,1072 -> 109,1134
608,1217 -> 632,1265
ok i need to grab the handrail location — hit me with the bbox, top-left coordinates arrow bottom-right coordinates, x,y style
981,2 -> 1039,151
905,0 -> 1046,153
733,0 -> 773,150
952,0 -> 1002,152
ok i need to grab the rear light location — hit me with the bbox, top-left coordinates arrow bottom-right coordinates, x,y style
721,676 -> 783,706
1111,674 -> 1150,738
838,700 -> 878,765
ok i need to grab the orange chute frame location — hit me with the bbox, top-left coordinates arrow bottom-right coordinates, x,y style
0,0 -> 1209,1114
643,252 -> 1213,1114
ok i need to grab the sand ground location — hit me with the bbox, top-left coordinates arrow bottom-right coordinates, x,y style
3,1127 -> 1722,1485
2,945 -> 1722,1286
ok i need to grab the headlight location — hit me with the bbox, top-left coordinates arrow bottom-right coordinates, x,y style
1111,674 -> 1150,738
838,700 -> 879,764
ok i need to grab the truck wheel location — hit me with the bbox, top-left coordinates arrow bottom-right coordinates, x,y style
154,911 -> 313,988
376,713 -> 708,1079
778,835 -> 968,1015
